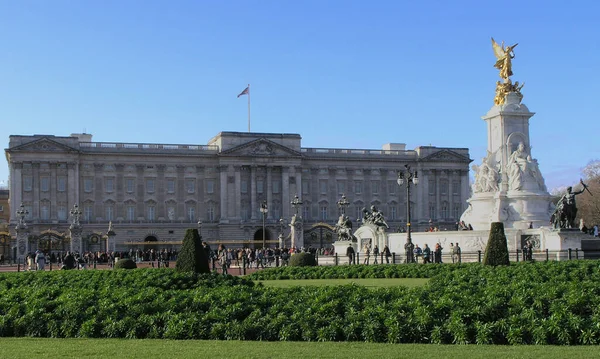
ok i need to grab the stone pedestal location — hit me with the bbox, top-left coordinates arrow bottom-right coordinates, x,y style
354,223 -> 387,254
69,224 -> 82,254
106,233 -> 116,253
289,214 -> 303,249
461,92 -> 553,230
15,224 -> 29,262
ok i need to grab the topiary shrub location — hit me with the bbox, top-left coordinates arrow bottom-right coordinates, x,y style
176,228 -> 210,273
114,258 -> 137,269
483,222 -> 510,266
288,252 -> 317,267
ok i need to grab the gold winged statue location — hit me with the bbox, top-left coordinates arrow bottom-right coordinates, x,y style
491,37 -> 518,82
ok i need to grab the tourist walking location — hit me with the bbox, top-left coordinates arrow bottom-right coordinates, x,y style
372,245 -> 379,264
35,250 -> 46,271
383,245 -> 391,264
363,245 -> 370,265
422,244 -> 431,264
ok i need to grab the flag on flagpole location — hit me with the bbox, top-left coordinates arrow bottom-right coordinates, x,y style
237,86 -> 249,98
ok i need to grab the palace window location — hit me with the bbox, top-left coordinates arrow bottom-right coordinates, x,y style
126,178 -> 135,193
388,180 -> 396,195
257,179 -> 264,194
57,206 -> 67,221
84,205 -> 93,222
273,180 -> 280,194
390,206 -> 397,220
207,205 -> 215,222
240,180 -> 248,194
146,179 -> 155,193
23,176 -> 33,192
320,206 -> 328,221
147,205 -> 155,221
186,179 -> 196,193
57,177 -> 66,192
371,181 -> 379,195
127,206 -> 135,221
106,205 -> 114,221
41,204 -> 50,220
84,178 -> 93,193
428,203 -> 436,220
302,180 -> 309,194
453,203 -> 461,220
452,181 -> 460,195
105,178 -> 114,193
206,179 -> 215,194
167,179 -> 175,194
354,181 -> 362,194
337,181 -> 345,195
320,180 -> 327,194
40,177 -> 50,192
441,202 -> 449,219
428,180 -> 435,195
187,206 -> 195,222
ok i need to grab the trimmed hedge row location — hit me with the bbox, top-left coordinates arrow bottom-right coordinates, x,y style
247,262 -> 466,280
2,261 -> 600,344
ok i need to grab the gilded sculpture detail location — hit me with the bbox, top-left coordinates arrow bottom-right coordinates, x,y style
491,38 -> 524,105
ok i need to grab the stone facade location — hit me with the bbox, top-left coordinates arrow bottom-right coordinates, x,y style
5,131 -> 470,251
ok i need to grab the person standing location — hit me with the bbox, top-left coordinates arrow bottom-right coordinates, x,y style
372,245 -> 379,264
35,250 -> 46,271
363,245 -> 370,265
452,243 -> 462,264
346,244 -> 355,265
383,245 -> 391,264
422,244 -> 431,264
217,244 -> 228,275
434,243 -> 443,263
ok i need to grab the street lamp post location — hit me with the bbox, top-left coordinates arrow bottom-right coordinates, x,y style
398,165 -> 419,263
260,201 -> 268,248
337,194 -> 350,216
290,194 -> 303,216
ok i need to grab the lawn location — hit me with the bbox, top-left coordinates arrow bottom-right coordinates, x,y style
256,277 -> 429,288
0,339 -> 597,359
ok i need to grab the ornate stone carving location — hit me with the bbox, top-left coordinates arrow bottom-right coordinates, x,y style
250,142 -> 274,155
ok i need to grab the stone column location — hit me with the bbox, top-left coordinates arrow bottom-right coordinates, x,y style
266,166 -> 273,220
234,166 -> 242,220
435,170 -> 441,221
15,221 -> 29,262
250,166 -> 257,220
50,162 -> 57,218
10,163 -> 22,223
32,162 -> 40,218
282,167 -> 290,220
219,165 -> 228,221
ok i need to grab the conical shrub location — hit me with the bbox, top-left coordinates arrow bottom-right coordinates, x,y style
176,228 -> 210,273
483,222 -> 509,266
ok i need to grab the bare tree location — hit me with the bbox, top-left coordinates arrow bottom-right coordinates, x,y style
577,160 -> 600,228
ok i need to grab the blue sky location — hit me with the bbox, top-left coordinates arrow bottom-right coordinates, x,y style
1,0 -> 599,191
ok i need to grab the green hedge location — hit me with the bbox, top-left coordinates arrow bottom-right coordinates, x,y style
114,258 -> 137,270
2,261 -> 600,344
483,222 -> 510,266
176,228 -> 210,273
288,252 -> 316,267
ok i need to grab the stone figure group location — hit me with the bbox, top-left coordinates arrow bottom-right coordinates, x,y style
473,152 -> 499,193
507,142 -> 546,192
362,205 -> 389,229
334,214 -> 354,241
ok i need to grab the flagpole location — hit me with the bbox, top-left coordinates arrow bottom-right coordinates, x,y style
247,84 -> 251,132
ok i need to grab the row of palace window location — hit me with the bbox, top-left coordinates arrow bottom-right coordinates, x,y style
20,203 -> 217,223
22,176 -> 462,197
21,201 -> 463,224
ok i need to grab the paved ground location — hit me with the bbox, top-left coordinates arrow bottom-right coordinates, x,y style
0,262 -> 265,275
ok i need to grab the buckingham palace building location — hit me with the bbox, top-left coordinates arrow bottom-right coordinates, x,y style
4,131 -> 471,252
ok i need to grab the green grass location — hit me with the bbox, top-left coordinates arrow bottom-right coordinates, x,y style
0,339 -> 597,359
256,277 -> 429,288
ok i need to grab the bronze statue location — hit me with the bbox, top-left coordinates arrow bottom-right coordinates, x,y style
551,181 -> 591,229
492,38 -> 518,81
491,38 -> 524,105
